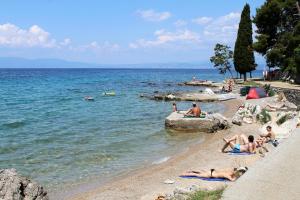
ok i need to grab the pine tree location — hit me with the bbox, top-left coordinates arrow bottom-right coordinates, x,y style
253,0 -> 300,82
234,3 -> 256,81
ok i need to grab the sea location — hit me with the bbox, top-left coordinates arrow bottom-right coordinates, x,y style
0,68 -> 262,194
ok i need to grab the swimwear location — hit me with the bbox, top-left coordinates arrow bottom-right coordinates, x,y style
233,144 -> 241,153
210,169 -> 215,177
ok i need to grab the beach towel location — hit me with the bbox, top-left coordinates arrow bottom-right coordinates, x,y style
183,115 -> 206,118
227,151 -> 253,155
179,175 -> 228,182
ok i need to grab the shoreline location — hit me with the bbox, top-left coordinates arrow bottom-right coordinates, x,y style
57,99 -> 257,200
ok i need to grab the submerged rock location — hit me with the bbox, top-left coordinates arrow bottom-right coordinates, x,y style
0,169 -> 48,200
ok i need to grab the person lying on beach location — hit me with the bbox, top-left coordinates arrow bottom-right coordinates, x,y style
221,134 -> 256,153
181,167 -> 248,181
184,102 -> 201,117
172,103 -> 177,112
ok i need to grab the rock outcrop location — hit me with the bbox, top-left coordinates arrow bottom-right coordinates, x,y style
165,112 -> 230,132
0,169 -> 48,200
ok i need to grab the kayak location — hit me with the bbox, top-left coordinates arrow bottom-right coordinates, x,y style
103,91 -> 116,96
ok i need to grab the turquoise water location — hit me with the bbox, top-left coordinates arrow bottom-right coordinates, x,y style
0,68 -> 261,192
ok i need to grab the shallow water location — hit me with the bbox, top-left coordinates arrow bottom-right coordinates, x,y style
0,68 -> 261,191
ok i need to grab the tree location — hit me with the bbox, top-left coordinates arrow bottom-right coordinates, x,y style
253,0 -> 300,81
210,43 -> 233,77
234,3 -> 256,81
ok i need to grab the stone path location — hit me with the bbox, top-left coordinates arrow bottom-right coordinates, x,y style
222,128 -> 300,200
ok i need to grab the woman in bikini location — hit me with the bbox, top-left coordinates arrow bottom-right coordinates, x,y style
181,167 -> 248,181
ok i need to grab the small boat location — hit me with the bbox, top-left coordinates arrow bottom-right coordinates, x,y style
103,91 -> 116,96
84,96 -> 94,101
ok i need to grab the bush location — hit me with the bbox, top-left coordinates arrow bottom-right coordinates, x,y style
188,189 -> 224,200
263,84 -> 276,97
256,109 -> 272,124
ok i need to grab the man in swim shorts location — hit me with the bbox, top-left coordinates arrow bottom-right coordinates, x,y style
184,102 -> 201,117
221,134 -> 256,153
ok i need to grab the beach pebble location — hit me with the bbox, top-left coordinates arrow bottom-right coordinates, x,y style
163,179 -> 175,184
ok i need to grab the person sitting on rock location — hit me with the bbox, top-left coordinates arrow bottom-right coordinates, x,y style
181,167 -> 248,181
184,102 -> 201,117
221,134 -> 256,153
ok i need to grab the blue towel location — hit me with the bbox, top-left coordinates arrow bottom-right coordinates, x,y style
179,175 -> 228,182
228,151 -> 253,155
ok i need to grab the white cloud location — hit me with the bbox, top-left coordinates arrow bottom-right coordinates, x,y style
174,20 -> 187,27
60,38 -> 71,46
129,29 -> 200,48
76,41 -> 120,52
192,17 -> 213,25
202,12 -> 240,43
0,23 -> 58,48
136,9 -> 171,22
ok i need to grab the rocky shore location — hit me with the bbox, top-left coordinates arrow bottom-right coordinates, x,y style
62,81 -> 300,200
0,169 -> 48,200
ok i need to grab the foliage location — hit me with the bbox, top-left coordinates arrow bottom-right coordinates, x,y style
263,84 -> 276,96
276,114 -> 288,125
253,0 -> 300,78
210,43 -> 233,77
256,109 -> 272,124
188,189 -> 224,200
242,81 -> 261,87
234,3 -> 256,81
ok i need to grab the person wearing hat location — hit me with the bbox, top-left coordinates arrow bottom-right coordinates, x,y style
181,166 -> 248,181
184,102 -> 201,117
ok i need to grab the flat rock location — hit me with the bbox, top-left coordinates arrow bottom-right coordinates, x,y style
165,111 -> 230,132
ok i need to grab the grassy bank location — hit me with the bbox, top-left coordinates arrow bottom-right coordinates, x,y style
188,189 -> 224,200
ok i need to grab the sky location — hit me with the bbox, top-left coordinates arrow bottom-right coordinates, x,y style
0,0 -> 266,64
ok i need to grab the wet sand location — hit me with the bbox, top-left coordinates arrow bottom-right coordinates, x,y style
62,99 -> 268,200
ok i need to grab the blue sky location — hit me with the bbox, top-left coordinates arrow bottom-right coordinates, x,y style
0,0 -> 265,64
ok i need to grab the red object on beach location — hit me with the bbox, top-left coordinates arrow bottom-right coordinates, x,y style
246,88 -> 267,99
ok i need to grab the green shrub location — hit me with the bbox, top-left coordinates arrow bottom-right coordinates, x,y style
263,84 -> 276,97
276,114 -> 288,125
256,109 -> 272,124
188,189 -> 224,200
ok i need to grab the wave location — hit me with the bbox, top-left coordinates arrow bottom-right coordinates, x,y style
2,119 -> 26,129
152,156 -> 170,165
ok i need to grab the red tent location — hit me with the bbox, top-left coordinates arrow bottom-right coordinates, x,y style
246,87 -> 267,99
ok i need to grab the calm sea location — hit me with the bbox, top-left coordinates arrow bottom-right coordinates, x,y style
0,68 -> 262,192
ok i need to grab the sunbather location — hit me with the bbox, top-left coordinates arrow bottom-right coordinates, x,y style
181,167 -> 248,181
184,102 -> 201,117
221,134 -> 256,153
259,126 -> 276,142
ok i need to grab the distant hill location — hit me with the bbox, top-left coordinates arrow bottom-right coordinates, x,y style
0,57 -> 265,69
0,57 -> 97,68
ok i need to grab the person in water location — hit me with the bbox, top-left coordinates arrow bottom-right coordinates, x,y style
172,102 -> 177,112
221,134 -> 256,153
181,167 -> 248,181
184,102 -> 201,117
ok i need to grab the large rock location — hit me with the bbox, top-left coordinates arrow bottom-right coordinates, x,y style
0,169 -> 48,200
165,111 -> 230,132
